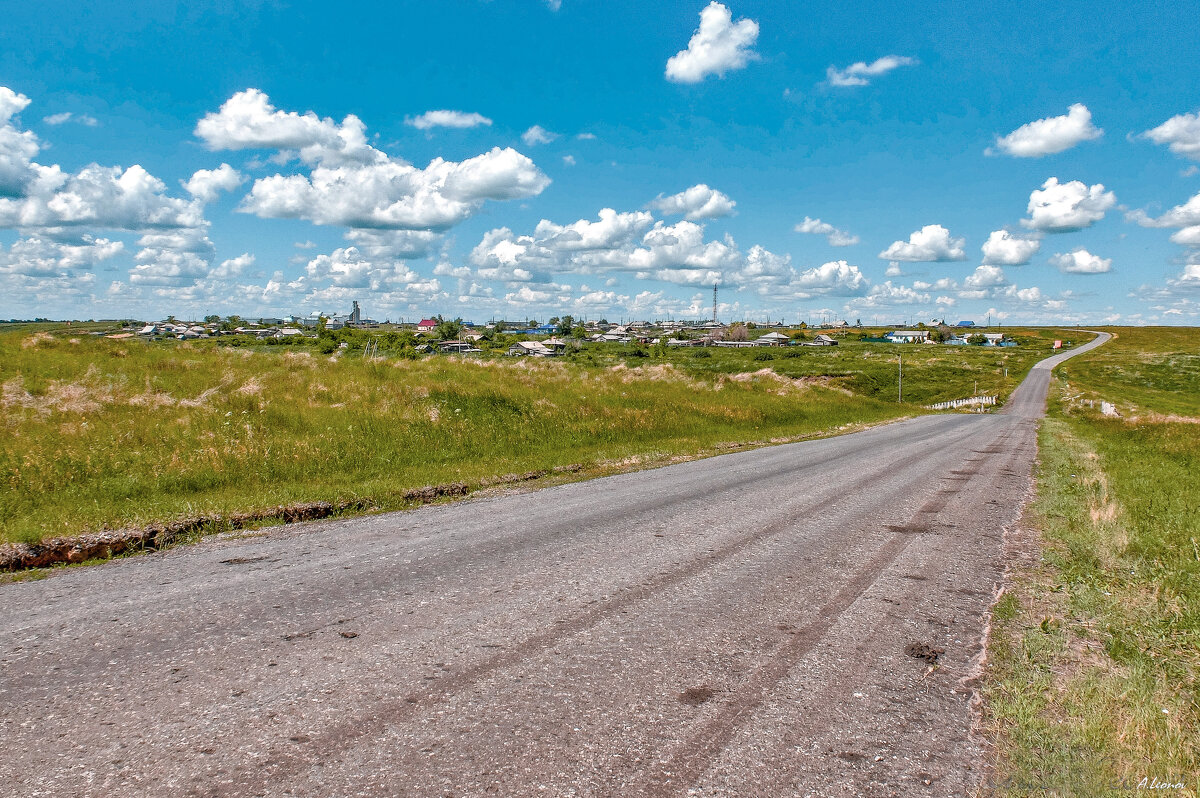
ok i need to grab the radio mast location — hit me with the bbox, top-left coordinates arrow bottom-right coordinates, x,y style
712,284 -> 718,323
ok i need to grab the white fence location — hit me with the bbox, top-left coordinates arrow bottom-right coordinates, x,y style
927,394 -> 997,411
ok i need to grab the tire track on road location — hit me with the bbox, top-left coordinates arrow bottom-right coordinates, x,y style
628,423 -> 1024,796
211,422 -> 994,796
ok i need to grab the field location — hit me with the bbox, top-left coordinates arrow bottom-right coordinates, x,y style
1,323 -> 1076,551
985,327 -> 1200,795
569,326 -> 1071,406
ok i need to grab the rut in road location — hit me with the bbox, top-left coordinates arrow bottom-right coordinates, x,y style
208,419 -> 996,796
632,421 -> 1036,796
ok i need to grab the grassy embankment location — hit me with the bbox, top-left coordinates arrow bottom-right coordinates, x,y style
1,324 -> 1071,550
985,327 -> 1200,796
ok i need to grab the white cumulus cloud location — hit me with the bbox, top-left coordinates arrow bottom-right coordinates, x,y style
534,208 -> 654,251
240,147 -> 549,231
0,88 -> 43,198
665,2 -> 759,84
1128,191 -> 1200,229
858,281 -> 931,306
795,216 -> 859,246
211,253 -> 256,279
878,224 -> 966,262
1170,225 -> 1200,245
0,235 -> 124,276
792,259 -> 868,296
405,110 -> 493,130
183,163 -> 244,204
826,55 -> 915,87
195,88 -> 380,166
987,104 -> 1102,157
1142,111 -> 1200,161
344,229 -> 440,260
1051,248 -> 1112,274
981,229 -> 1040,265
0,87 -> 31,125
468,211 -> 743,288
964,264 -> 1008,288
1169,263 -> 1200,289
0,163 -> 205,231
650,184 -> 736,220
1023,177 -> 1116,232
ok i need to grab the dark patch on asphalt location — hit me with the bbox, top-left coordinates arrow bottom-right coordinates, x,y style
339,631 -> 358,639
904,642 -> 944,663
220,556 -> 271,565
678,686 -> 717,706
282,630 -> 317,641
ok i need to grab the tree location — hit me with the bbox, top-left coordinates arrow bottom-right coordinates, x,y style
727,323 -> 749,342
557,315 -> 574,336
548,317 -> 560,329
571,323 -> 588,339
435,317 -> 464,340
203,314 -> 220,324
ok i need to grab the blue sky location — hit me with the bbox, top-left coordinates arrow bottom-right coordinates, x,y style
2,0 -> 1198,324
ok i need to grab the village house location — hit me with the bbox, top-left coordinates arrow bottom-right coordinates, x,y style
438,341 -> 482,354
507,341 -> 554,357
753,331 -> 791,346
885,329 -> 931,343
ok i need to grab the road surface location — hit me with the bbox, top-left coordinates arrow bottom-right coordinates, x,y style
0,333 -> 1109,797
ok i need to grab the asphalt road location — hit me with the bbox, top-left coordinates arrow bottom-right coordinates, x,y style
0,333 -> 1109,797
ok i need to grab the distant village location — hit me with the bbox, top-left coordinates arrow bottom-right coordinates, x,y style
124,299 -> 1015,355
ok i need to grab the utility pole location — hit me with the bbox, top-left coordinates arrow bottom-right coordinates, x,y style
898,353 -> 903,403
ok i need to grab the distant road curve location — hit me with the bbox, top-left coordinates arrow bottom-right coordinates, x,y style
0,332 -> 1110,797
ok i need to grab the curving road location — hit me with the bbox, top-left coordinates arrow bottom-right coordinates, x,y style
0,333 -> 1109,797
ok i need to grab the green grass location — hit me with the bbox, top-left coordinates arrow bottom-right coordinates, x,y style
0,323 -> 1086,551
1,326 -> 926,546
984,327 -> 1200,797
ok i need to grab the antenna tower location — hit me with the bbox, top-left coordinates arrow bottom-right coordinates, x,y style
712,284 -> 718,323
